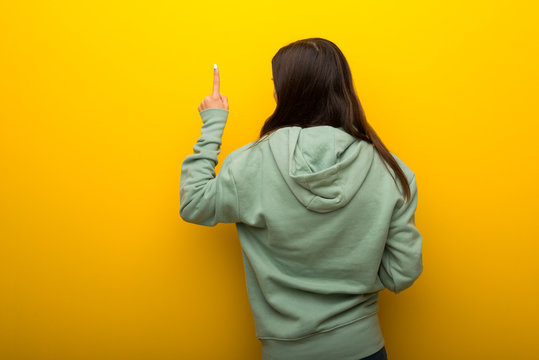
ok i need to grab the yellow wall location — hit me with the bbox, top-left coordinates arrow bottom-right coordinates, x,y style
1,1 -> 538,359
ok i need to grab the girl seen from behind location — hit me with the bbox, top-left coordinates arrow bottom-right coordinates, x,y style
180,37 -> 423,360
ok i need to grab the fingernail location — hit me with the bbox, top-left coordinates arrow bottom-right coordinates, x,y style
214,64 -> 217,71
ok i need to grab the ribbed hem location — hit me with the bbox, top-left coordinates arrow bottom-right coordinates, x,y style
260,312 -> 385,360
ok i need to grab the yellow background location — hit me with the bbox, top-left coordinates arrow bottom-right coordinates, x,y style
1,0 -> 538,359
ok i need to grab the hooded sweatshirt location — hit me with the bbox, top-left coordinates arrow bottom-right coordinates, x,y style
180,108 -> 423,360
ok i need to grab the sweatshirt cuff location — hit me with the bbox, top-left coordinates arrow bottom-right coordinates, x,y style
199,108 -> 229,124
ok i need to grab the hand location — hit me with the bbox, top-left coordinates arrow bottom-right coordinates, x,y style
198,64 -> 229,112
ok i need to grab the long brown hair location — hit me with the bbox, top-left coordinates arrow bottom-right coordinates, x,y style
254,37 -> 411,203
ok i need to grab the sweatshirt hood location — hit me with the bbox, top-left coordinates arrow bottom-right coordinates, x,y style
268,126 -> 375,213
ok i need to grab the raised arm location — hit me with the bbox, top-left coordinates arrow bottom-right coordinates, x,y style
180,108 -> 240,226
179,64 -> 239,226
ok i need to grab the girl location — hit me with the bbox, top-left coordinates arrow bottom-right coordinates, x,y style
180,37 -> 423,360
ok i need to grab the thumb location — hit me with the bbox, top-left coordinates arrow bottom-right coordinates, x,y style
220,94 -> 228,109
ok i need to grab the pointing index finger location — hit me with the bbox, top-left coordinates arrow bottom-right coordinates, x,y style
213,64 -> 220,96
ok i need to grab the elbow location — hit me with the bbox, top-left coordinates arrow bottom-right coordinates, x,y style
394,261 -> 423,294
393,277 -> 419,294
179,192 -> 198,223
179,207 -> 191,223
179,201 -> 197,223
179,205 -> 199,224
380,254 -> 423,294
179,204 -> 214,226
179,187 -> 198,223
179,189 -> 207,225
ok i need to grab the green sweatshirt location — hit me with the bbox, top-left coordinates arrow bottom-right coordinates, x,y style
180,108 -> 423,360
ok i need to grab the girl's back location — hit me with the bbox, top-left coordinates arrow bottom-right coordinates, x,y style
180,37 -> 423,360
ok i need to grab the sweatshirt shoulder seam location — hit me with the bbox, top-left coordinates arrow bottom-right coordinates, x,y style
230,167 -> 240,222
225,154 -> 241,222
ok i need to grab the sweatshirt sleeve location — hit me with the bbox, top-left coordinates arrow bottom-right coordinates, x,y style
378,175 -> 423,294
179,108 -> 240,226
